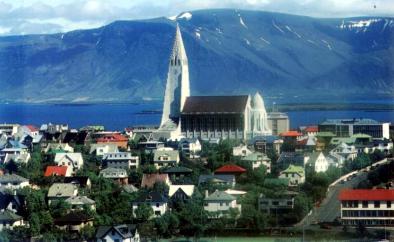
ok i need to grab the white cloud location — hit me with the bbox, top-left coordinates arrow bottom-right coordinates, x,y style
0,0 -> 393,36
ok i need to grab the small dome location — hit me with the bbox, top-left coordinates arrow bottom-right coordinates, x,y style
252,92 -> 265,109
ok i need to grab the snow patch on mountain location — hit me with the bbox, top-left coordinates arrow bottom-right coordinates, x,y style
321,39 -> 332,50
339,18 -> 381,32
167,12 -> 192,21
260,37 -> 270,45
285,25 -> 301,38
272,20 -> 284,33
178,12 -> 192,20
239,17 -> 248,29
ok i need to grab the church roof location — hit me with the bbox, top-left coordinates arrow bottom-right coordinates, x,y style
182,95 -> 249,114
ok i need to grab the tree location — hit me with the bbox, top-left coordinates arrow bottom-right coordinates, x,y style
135,203 -> 153,222
154,212 -> 179,238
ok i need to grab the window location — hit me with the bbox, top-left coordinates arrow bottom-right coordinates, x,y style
374,201 -> 380,208
156,203 -> 160,208
362,201 -> 368,208
387,201 -> 391,208
114,239 -> 120,242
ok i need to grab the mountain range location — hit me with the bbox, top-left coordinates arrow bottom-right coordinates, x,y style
0,9 -> 393,103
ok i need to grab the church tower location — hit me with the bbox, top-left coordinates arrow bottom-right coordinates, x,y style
161,24 -> 190,126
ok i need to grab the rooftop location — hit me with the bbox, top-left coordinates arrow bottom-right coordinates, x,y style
96,224 -> 138,239
279,131 -> 302,137
320,118 -> 382,125
339,189 -> 394,201
205,190 -> 236,202
0,174 -> 29,183
281,165 -> 304,176
215,164 -> 246,174
182,95 -> 249,114
44,166 -> 69,177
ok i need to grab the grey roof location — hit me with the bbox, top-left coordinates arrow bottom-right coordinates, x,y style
0,210 -> 22,222
48,183 -> 77,198
133,191 -> 168,203
163,166 -> 192,174
153,149 -> 179,162
182,96 -> 249,114
198,174 -> 235,185
0,174 -> 29,184
96,224 -> 138,239
122,184 -> 138,193
205,190 -> 235,202
65,196 -> 95,205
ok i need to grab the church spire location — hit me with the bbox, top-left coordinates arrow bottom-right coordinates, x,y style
170,23 -> 188,64
161,23 -> 190,126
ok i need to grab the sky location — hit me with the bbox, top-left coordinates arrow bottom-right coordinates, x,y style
0,0 -> 393,36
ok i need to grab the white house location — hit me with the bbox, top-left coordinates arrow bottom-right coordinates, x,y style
54,153 -> 84,173
204,190 -> 240,218
304,152 -> 330,173
153,149 -> 179,168
232,144 -> 253,157
102,152 -> 139,170
96,224 -> 140,242
330,142 -> 358,161
132,191 -> 168,218
241,152 -> 271,172
89,144 -> 119,156
179,138 -> 201,158
0,174 -> 30,190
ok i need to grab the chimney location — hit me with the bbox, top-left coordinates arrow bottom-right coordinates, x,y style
205,190 -> 209,198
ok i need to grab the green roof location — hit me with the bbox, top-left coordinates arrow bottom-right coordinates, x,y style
316,132 -> 336,137
241,152 -> 270,162
205,190 -> 235,202
351,133 -> 372,139
282,165 -> 304,176
330,137 -> 355,145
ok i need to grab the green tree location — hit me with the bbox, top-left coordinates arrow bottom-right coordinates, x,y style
135,203 -> 153,222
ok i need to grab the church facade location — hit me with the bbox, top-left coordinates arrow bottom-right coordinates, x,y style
158,24 -> 271,140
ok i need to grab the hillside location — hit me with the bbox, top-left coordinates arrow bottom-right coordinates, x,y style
0,9 -> 393,103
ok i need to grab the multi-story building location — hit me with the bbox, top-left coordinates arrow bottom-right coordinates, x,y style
339,189 -> 394,226
319,119 -> 390,139
258,191 -> 298,214
267,112 -> 289,136
102,152 -> 139,170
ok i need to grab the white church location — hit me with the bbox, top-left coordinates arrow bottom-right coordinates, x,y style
156,24 -> 271,141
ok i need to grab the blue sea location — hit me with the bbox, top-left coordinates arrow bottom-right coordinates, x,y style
0,103 -> 393,131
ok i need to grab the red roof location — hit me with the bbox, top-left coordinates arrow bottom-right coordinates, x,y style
338,189 -> 394,201
305,126 -> 318,133
97,134 -> 128,142
215,164 -> 246,174
279,131 -> 302,137
44,166 -> 68,177
25,125 -> 39,132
